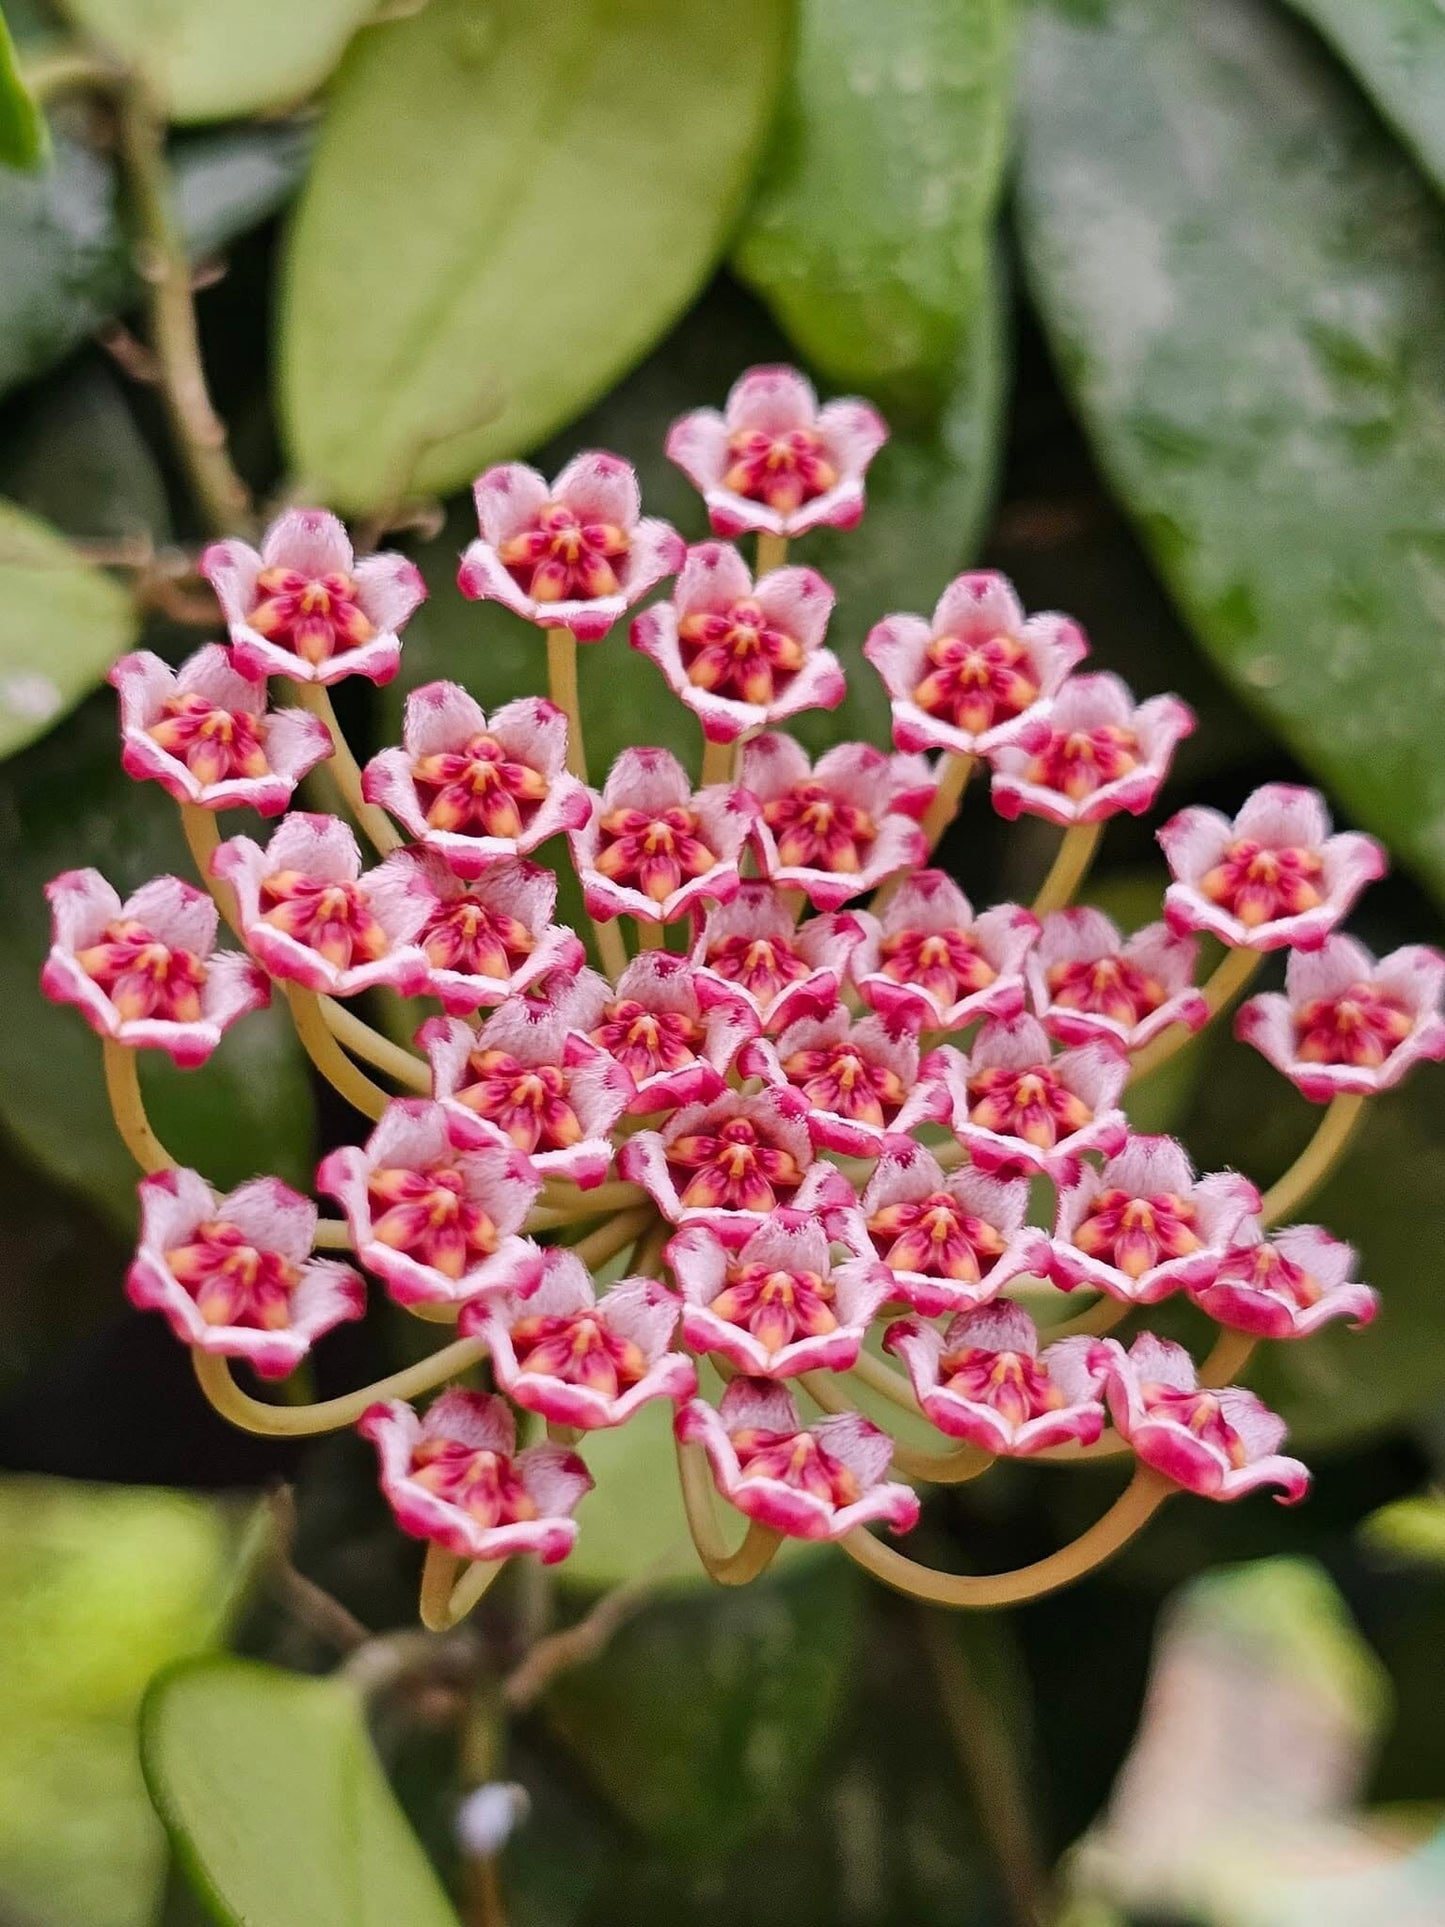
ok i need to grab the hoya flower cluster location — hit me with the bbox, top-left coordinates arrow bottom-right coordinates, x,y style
44,365 -> 1444,1622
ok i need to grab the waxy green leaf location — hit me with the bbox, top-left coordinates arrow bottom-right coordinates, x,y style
1018,0 -> 1445,905
0,4 -> 45,170
54,0 -> 374,123
735,0 -> 1013,411
281,0 -> 790,511
142,1659 -> 461,1927
0,121 -> 310,404
1283,0 -> 1445,199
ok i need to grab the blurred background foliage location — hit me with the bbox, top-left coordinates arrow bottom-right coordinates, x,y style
2,0 -> 1445,1921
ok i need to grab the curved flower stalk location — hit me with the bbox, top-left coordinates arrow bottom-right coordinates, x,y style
46,370 -> 1440,1626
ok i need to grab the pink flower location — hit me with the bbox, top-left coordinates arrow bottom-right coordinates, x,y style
1189,1222 -> 1378,1339
568,746 -> 754,926
851,870 -> 1038,1033
691,881 -> 873,1034
739,733 -> 927,910
317,1099 -> 543,1309
885,1303 -> 1105,1456
460,1249 -> 695,1430
379,850 -> 585,1015
1235,935 -> 1445,1101
110,647 -> 333,816
858,1137 -> 1046,1317
1093,1333 -> 1310,1504
990,674 -> 1194,825
417,1005 -> 629,1190
1047,1136 -> 1260,1305
361,684 -> 591,877
213,812 -> 431,1000
937,1014 -> 1129,1186
459,451 -> 682,642
1159,784 -> 1385,953
739,1008 -> 949,1156
675,1378 -> 918,1541
630,542 -> 844,743
1028,909 -> 1207,1053
863,571 -> 1088,759
618,1087 -> 852,1248
42,870 -> 268,1068
669,1212 -> 892,1379
553,953 -> 755,1114
200,508 -> 424,686
361,1389 -> 591,1565
665,365 -> 888,539
127,1167 -> 364,1379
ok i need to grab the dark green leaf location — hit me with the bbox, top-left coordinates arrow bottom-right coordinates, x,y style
141,1658 -> 461,1927
1017,0 -> 1445,905
545,1561 -> 860,1858
280,0 -> 790,511
55,0 -> 374,123
0,692 -> 316,1227
0,353 -> 170,541
0,120 -> 310,405
0,3 -> 45,170
1282,0 -> 1445,198
734,0 -> 1013,412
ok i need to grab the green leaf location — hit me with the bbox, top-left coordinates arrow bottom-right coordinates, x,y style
54,0 -> 374,123
0,497 -> 136,759
280,0 -> 790,512
0,1477 -> 241,1927
734,0 -> 1013,411
0,692 -> 316,1227
0,4 -> 45,170
0,121 -> 310,405
1282,0 -> 1445,199
0,354 -> 170,543
141,1658 -> 461,1927
1361,1492 -> 1445,1566
1017,0 -> 1445,906
545,1561 -> 860,1858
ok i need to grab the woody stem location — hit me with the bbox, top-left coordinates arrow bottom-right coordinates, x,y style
285,985 -> 391,1119
291,682 -> 403,856
192,1337 -> 485,1437
839,1466 -> 1171,1608
546,629 -> 586,780
674,1437 -> 785,1585
1260,1092 -> 1367,1227
1031,821 -> 1102,917
102,1039 -> 175,1173
1128,944 -> 1264,1082
419,1543 -> 508,1632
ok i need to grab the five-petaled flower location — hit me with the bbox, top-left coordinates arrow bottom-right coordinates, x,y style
740,1007 -> 949,1156
318,1100 -> 544,1308
740,734 -> 927,910
1092,1333 -> 1310,1503
1047,1135 -> 1260,1305
1189,1222 -> 1378,1339
851,870 -> 1037,1034
938,1014 -> 1129,1187
111,646 -> 334,815
461,1249 -> 696,1430
990,672 -> 1194,826
362,1389 -> 592,1564
676,1377 -> 919,1540
128,1167 -> 364,1378
384,850 -> 585,1014
42,870 -> 268,1067
555,953 -> 756,1115
214,812 -> 432,1000
459,452 -> 682,641
668,1212 -> 892,1379
864,571 -> 1088,760
630,541 -> 844,742
1159,784 -> 1385,952
885,1303 -> 1106,1457
418,1005 -> 629,1190
201,507 -> 425,685
569,746 -> 754,926
691,881 -> 871,1033
1235,934 -> 1445,1101
858,1137 -> 1046,1318
665,365 -> 887,539
362,684 -> 591,876
1028,908 -> 1207,1053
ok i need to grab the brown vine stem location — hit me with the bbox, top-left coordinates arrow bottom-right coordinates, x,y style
675,1438 -> 785,1585
839,1466 -> 1172,1607
193,1336 -> 485,1437
115,77 -> 252,538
